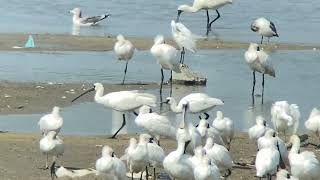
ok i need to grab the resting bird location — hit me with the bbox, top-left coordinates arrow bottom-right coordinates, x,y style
251,17 -> 279,44
212,111 -> 234,150
304,107 -> 320,148
69,8 -> 109,26
38,106 -> 63,136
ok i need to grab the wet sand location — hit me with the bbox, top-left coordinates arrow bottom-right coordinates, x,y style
0,81 -> 162,114
0,132 -> 319,180
0,33 -> 319,52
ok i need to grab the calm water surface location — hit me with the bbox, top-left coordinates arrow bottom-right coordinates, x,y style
0,50 -> 319,135
0,0 -> 319,43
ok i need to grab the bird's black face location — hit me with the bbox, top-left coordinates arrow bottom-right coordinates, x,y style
273,132 -> 276,137
251,24 -> 258,32
176,10 -> 183,22
257,46 -> 260,51
287,173 -> 290,178
263,121 -> 266,126
149,137 -> 154,143
111,152 -> 115,157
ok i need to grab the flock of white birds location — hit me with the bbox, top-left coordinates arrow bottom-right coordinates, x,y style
35,0 -> 320,180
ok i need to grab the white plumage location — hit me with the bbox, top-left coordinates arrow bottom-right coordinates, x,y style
251,17 -> 279,44
114,34 -> 135,84
271,101 -> 300,138
38,106 -> 63,136
305,108 -> 320,137
212,111 -> 234,150
197,119 -> 225,146
248,116 -> 271,140
289,135 -> 320,180
135,105 -> 176,142
255,145 -> 280,179
171,20 -> 197,64
147,139 -> 165,178
95,145 -> 126,180
69,8 -> 109,26
276,169 -> 298,180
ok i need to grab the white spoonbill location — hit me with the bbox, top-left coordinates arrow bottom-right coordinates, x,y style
127,134 -> 152,179
95,145 -> 126,180
69,8 -> 109,26
163,124 -> 194,180
305,108 -> 320,147
197,119 -> 226,146
276,169 -> 298,180
176,0 -> 233,36
171,20 -> 197,64
271,101 -> 300,139
135,105 -> 176,144
147,139 -> 165,179
288,135 -> 320,180
163,93 -> 224,120
255,145 -> 280,180
38,106 -> 63,136
204,137 -> 232,177
114,34 -> 135,84
245,43 -> 275,104
71,83 -> 156,138
39,131 -> 64,178
150,34 -> 180,94
192,146 -> 220,180
251,17 -> 279,44
248,116 -> 271,140
212,111 -> 234,150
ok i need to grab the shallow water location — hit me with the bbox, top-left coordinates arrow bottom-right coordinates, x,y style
0,50 -> 319,135
0,0 -> 319,43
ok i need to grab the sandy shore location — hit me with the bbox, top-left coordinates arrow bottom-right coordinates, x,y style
0,132 -> 319,180
0,33 -> 318,52
0,81 -> 163,114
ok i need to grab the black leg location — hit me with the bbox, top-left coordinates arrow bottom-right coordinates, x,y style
140,171 -> 143,180
50,161 -> 56,180
154,167 -> 156,179
170,70 -> 173,96
262,74 -> 265,104
111,114 -> 126,138
260,36 -> 264,44
133,111 -> 138,116
179,49 -> 183,63
206,10 -> 210,36
160,68 -> 164,94
132,172 -> 134,180
145,166 -> 149,180
252,71 -> 256,105
180,47 -> 185,64
208,10 -> 221,33
122,61 -> 129,85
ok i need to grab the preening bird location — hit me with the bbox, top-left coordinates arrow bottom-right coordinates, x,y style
244,43 -> 275,104
71,83 -> 156,138
114,34 -> 135,84
38,106 -> 63,136
69,8 -> 109,26
176,0 -> 233,36
171,20 -> 197,64
251,17 -> 279,44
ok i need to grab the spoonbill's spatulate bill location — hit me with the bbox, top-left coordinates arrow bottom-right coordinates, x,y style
163,93 -> 224,119
69,8 -> 110,26
114,34 -> 135,85
171,20 -> 197,64
244,43 -> 275,105
150,35 -> 180,95
251,17 -> 279,44
177,0 -> 233,36
71,83 -> 156,138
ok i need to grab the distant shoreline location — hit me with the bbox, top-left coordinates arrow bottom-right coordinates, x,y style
0,33 -> 318,52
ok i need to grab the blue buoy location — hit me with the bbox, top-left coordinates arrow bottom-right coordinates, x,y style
24,35 -> 35,48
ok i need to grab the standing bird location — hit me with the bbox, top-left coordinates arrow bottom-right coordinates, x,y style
271,101 -> 300,140
95,145 -> 126,180
255,145 -> 280,180
163,93 -> 224,120
71,83 -> 156,138
304,108 -> 320,147
244,43 -> 275,105
197,119 -> 225,146
69,8 -> 110,26
114,34 -> 135,85
248,116 -> 271,140
251,17 -> 279,44
135,105 -> 176,144
39,131 -> 64,178
276,169 -> 298,180
171,20 -> 197,64
176,0 -> 233,36
147,139 -> 165,179
288,135 -> 320,180
38,106 -> 63,136
212,111 -> 234,150
150,35 -> 180,95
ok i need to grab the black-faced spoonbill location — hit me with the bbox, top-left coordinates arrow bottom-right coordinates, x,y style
255,143 -> 280,180
212,111 -> 234,150
150,35 -> 180,95
38,106 -> 63,137
71,83 -> 156,138
69,8 -> 110,26
176,0 -> 233,36
251,17 -> 279,44
244,43 -> 275,105
114,34 -> 135,85
171,20 -> 197,64
276,169 -> 298,180
163,93 -> 224,120
248,116 -> 271,140
39,131 -> 64,179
